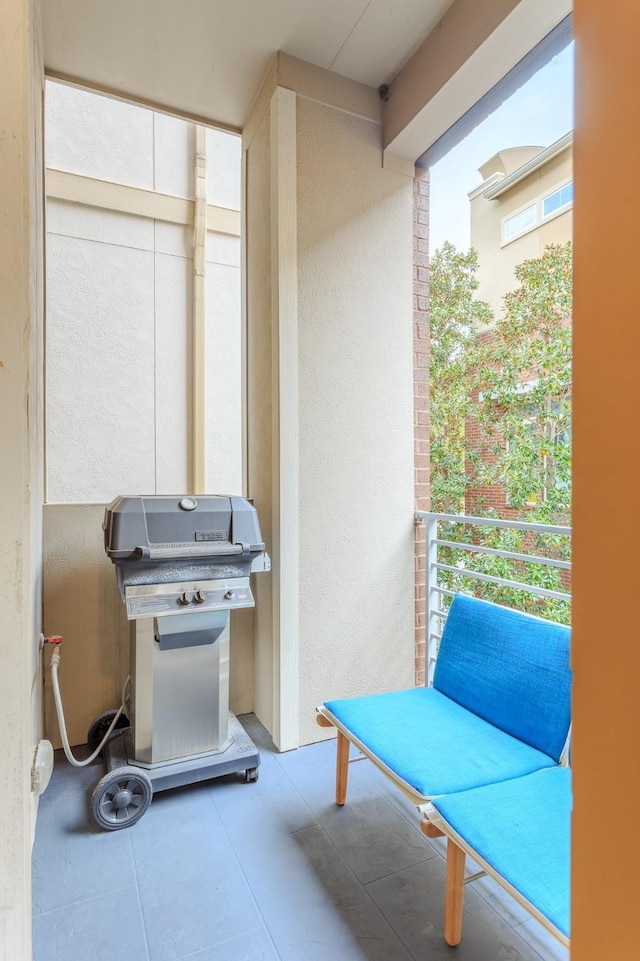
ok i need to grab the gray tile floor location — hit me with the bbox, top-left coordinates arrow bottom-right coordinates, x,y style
33,715 -> 568,961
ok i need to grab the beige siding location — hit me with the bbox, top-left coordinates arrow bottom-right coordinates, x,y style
471,144 -> 573,317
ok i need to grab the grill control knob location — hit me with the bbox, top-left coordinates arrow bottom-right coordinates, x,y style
193,590 -> 206,604
177,592 -> 191,606
224,590 -> 234,600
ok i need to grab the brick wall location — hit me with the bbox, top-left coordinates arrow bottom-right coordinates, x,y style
413,167 -> 429,686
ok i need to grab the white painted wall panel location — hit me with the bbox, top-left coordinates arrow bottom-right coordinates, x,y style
46,234 -> 156,502
46,197 -> 154,250
296,98 -> 415,745
155,221 -> 191,258
206,230 -> 241,267
46,81 -> 154,188
206,127 -> 242,210
205,263 -> 242,493
153,111 -> 194,199
44,87 -> 250,740
155,252 -> 192,493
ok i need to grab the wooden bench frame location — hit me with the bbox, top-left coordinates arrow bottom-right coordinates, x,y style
316,594 -> 572,948
317,710 -> 570,950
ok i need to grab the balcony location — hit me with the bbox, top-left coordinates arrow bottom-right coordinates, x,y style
33,509 -> 571,961
33,715 -> 567,961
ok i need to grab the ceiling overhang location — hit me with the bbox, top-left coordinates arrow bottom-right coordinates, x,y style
41,0 -> 573,167
383,0 -> 573,165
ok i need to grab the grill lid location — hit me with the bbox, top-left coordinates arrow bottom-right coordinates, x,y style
103,495 -> 266,563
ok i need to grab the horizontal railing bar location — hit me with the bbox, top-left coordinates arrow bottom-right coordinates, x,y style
435,563 -> 571,602
421,509 -> 571,690
416,510 -> 571,537
435,538 -> 571,570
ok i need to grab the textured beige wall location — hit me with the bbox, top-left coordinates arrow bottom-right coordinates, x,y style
295,98 -> 415,745
245,90 -> 415,748
0,1 -> 43,956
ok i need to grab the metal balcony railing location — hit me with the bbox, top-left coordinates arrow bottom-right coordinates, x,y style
415,511 -> 571,685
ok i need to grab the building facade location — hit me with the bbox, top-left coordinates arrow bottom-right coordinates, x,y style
470,133 -> 573,320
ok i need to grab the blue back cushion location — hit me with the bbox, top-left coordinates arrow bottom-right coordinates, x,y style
433,594 -> 571,762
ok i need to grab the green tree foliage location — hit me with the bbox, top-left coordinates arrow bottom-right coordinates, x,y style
470,243 -> 572,522
429,242 -> 492,513
429,242 -> 572,624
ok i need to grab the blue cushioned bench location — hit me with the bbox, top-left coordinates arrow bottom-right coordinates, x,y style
316,593 -> 571,945
423,767 -> 571,948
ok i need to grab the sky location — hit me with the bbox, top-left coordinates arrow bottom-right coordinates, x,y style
429,43 -> 575,253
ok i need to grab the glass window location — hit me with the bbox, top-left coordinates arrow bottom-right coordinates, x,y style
504,204 -> 537,240
543,182 -> 573,217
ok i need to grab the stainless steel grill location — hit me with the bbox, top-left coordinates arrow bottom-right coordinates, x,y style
90,494 -> 270,830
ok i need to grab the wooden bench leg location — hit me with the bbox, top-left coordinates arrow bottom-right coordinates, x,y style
316,714 -> 349,806
444,838 -> 466,946
336,730 -> 349,805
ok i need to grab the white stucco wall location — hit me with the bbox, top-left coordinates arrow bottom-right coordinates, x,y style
206,126 -> 242,209
43,81 -> 247,744
245,89 -> 415,747
45,81 -> 243,502
295,99 -> 415,745
47,82 -> 154,188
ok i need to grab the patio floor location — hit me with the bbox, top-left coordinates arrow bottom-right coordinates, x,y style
32,714 -> 568,961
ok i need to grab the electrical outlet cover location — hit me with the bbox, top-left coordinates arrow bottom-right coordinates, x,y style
32,740 -> 54,796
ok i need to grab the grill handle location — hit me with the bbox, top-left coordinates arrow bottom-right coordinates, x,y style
134,543 -> 248,561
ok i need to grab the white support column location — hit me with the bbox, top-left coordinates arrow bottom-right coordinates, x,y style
192,125 -> 207,493
245,62 -> 414,748
270,86 -> 299,751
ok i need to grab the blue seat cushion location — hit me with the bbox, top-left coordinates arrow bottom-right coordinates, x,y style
432,767 -> 571,938
323,687 -> 557,799
434,595 -> 571,762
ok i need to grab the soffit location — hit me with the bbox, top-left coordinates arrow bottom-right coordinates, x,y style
41,0 -> 456,130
